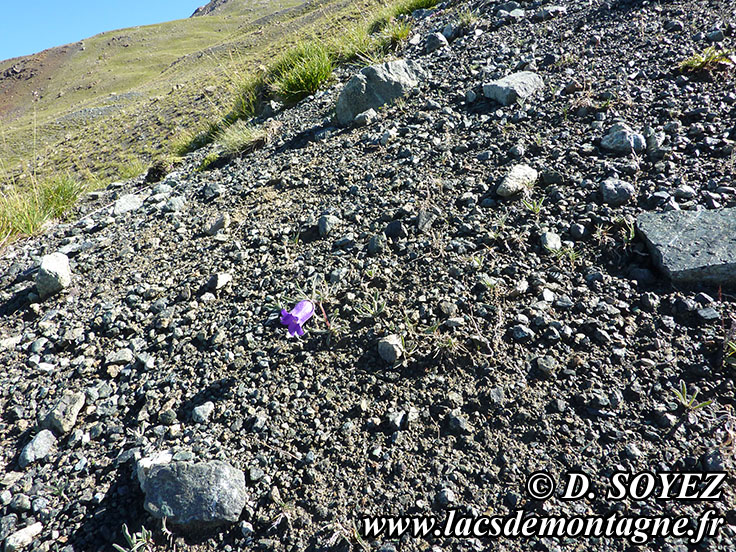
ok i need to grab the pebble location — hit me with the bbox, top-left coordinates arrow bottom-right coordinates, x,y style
19,430 -> 57,468
192,401 -> 215,423
36,253 -> 72,299
378,335 -> 403,364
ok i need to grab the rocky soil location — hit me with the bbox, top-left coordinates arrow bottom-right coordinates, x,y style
1,0 -> 736,551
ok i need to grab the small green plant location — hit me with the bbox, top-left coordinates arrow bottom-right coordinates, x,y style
233,73 -> 267,120
679,46 -> 733,73
672,380 -> 712,411
216,121 -> 268,156
457,7 -> 479,29
196,151 -> 222,172
0,174 -> 86,244
112,524 -> 154,552
522,197 -> 544,217
380,19 -> 412,52
726,340 -> 736,367
356,289 -> 387,319
550,245 -> 580,266
615,216 -> 636,246
173,120 -> 221,156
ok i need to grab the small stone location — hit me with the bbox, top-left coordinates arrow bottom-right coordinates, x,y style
367,234 -> 386,255
535,356 -> 557,377
436,488 -> 456,507
600,123 -> 646,155
540,232 -> 561,252
637,208 -> 736,286
208,272 -> 232,291
483,71 -> 544,106
240,521 -> 255,538
140,460 -> 247,528
509,324 -> 534,342
425,32 -> 449,53
4,522 -> 43,552
600,178 -> 635,207
353,108 -> 377,127
164,196 -> 186,213
497,164 -> 538,197
378,335 -> 403,364
386,411 -> 406,432
113,194 -> 144,216
206,213 -> 230,236
696,307 -> 719,323
43,391 -> 85,434
106,348 -> 134,366
159,409 -> 177,426
19,430 -> 57,468
192,401 -> 215,423
335,59 -> 425,126
447,410 -> 472,434
318,215 -> 341,236
385,220 -> 407,239
36,253 -> 72,299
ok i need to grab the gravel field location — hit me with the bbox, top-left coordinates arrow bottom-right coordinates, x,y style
1,0 -> 735,551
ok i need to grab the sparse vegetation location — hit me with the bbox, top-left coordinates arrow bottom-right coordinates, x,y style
672,380 -> 712,412
112,524 -> 155,552
270,41 -> 335,104
679,46 -> 734,72
0,174 -> 86,244
216,120 -> 268,155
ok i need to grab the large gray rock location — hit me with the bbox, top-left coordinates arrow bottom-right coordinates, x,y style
600,123 -> 646,155
36,253 -> 71,299
43,391 -> 85,434
335,60 -> 425,126
483,72 -> 544,106
637,208 -> 736,286
19,430 -> 57,468
140,460 -> 247,528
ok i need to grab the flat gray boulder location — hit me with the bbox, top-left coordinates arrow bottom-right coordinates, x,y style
637,208 -> 736,286
483,71 -> 544,106
335,60 -> 425,126
36,253 -> 72,299
113,194 -> 144,216
140,460 -> 247,528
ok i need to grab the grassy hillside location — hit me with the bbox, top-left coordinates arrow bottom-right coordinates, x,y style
0,0 -> 370,187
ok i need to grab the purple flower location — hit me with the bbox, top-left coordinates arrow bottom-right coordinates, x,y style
280,300 -> 315,337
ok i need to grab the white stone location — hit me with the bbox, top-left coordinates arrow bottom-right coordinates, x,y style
4,522 -> 43,552
36,253 -> 72,299
113,194 -> 144,216
497,164 -> 538,197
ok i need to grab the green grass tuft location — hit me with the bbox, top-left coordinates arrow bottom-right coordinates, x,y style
679,46 -> 734,72
0,174 -> 86,244
216,120 -> 268,156
270,41 -> 334,104
172,121 -> 222,156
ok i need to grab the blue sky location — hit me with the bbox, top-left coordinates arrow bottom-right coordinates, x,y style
1,1 -> 207,61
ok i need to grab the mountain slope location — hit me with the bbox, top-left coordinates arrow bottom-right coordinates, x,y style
0,0 -> 365,185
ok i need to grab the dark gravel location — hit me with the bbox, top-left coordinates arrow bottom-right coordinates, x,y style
1,0 -> 735,551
